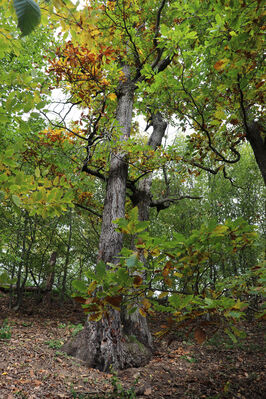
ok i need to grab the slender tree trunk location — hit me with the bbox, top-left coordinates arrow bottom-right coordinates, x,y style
61,211 -> 72,301
62,66 -> 152,371
121,112 -> 167,352
41,251 -> 57,306
137,112 -> 168,220
14,215 -> 28,309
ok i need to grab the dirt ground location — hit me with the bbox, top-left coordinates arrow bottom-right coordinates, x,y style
0,293 -> 265,399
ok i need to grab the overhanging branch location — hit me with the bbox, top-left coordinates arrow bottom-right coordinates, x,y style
150,195 -> 202,213
74,202 -> 102,218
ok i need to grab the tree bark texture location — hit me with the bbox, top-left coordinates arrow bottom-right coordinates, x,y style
137,112 -> 168,221
118,113 -> 167,350
98,66 -> 134,262
246,120 -> 266,185
62,66 -> 153,371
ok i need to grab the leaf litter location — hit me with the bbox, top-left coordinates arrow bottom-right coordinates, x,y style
0,293 -> 265,398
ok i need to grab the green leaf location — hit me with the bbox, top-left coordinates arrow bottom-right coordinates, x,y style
13,0 -> 41,37
12,195 -> 22,207
35,167 -> 40,178
53,176 -> 60,186
129,206 -> 139,221
225,328 -> 237,343
0,272 -> 16,287
227,310 -> 243,319
211,225 -> 229,236
30,112 -> 40,118
36,101 -> 46,110
173,232 -> 186,243
117,268 -> 130,284
204,297 -> 216,308
169,294 -> 193,309
125,253 -> 138,268
0,114 -> 10,123
95,261 -> 106,278
72,280 -> 88,293
0,191 -> 6,201
135,220 -> 149,233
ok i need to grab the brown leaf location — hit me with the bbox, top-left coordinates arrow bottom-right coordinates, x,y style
162,268 -> 170,277
73,296 -> 86,304
214,59 -> 228,71
194,327 -> 206,344
33,379 -> 43,386
105,295 -> 122,308
88,311 -> 102,321
165,260 -> 173,268
144,386 -> 152,395
133,275 -> 143,286
20,379 -> 31,384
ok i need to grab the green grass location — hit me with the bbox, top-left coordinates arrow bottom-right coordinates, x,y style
44,339 -> 63,349
0,319 -> 12,340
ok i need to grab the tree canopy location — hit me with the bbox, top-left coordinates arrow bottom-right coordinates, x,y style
0,0 -> 265,371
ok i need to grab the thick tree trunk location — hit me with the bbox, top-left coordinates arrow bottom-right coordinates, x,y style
62,66 -> 153,371
246,120 -> 266,185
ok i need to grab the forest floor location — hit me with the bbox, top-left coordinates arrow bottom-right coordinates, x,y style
0,293 -> 265,399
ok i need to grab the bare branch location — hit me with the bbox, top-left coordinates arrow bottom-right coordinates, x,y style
40,111 -> 88,141
151,194 -> 202,209
74,202 -> 102,218
81,164 -> 106,180
153,0 -> 167,48
162,166 -> 170,197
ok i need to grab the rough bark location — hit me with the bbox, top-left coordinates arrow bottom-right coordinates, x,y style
119,112 -> 167,352
61,311 -> 152,370
245,120 -> 266,185
62,66 -> 153,371
137,112 -> 168,221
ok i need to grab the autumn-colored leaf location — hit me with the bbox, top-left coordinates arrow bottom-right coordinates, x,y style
83,303 -> 101,313
88,311 -> 103,321
142,298 -> 151,310
108,93 -> 117,101
214,59 -> 229,71
73,296 -> 86,304
162,268 -> 170,277
165,260 -> 173,268
87,280 -> 97,295
133,275 -> 143,286
105,295 -> 122,309
158,292 -> 168,299
255,81 -> 264,89
139,307 -> 147,317
194,327 -> 206,344
144,386 -> 152,395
